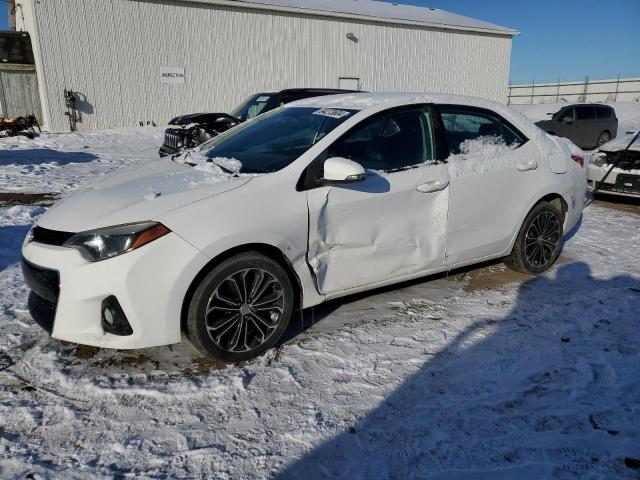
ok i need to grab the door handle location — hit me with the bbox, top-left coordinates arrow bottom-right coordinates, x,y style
517,159 -> 538,171
416,179 -> 449,193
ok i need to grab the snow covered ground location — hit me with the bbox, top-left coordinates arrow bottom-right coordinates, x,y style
1,120 -> 639,478
0,127 -> 164,194
1,201 -> 639,478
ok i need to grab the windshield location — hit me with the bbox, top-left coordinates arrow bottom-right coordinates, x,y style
230,94 -> 274,121
200,107 -> 358,173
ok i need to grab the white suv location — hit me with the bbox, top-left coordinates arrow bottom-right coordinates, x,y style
22,93 -> 586,362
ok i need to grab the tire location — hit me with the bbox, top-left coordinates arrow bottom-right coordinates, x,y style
504,201 -> 564,275
596,131 -> 611,148
187,252 -> 294,363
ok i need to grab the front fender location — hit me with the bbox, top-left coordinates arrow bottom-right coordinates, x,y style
157,174 -> 325,309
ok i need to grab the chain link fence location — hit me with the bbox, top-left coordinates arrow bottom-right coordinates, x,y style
508,76 -> 640,105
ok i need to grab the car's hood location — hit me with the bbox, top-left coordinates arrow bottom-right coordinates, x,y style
168,112 -> 241,127
38,158 -> 253,232
599,132 -> 640,153
535,119 -> 555,129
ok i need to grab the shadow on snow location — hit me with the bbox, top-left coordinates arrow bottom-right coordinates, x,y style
0,148 -> 98,167
0,224 -> 30,272
278,262 -> 640,479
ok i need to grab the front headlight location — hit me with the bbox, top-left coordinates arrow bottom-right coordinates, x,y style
23,225 -> 35,247
63,222 -> 171,262
591,154 -> 606,167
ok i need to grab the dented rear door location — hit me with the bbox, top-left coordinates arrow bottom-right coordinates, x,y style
305,106 -> 449,295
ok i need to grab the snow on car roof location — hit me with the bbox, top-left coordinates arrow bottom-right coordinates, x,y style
291,92 -> 541,139
228,0 -> 518,35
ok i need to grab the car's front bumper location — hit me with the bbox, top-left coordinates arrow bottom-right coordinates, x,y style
21,232 -> 209,349
158,144 -> 181,157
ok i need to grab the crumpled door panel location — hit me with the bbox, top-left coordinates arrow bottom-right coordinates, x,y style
307,164 -> 449,295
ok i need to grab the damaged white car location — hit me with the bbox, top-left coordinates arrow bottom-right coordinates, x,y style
587,130 -> 640,198
22,93 -> 586,362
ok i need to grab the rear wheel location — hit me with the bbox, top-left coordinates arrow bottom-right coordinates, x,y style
504,201 -> 564,274
596,131 -> 611,148
187,252 -> 294,362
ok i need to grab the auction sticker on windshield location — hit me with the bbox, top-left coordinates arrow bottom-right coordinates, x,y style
313,108 -> 351,119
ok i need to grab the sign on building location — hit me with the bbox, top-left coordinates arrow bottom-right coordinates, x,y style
160,67 -> 185,84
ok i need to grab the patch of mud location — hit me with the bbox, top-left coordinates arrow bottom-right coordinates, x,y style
71,344 -> 101,359
93,354 -> 152,368
64,341 -> 228,377
0,192 -> 58,207
189,356 -> 228,374
448,256 -> 572,293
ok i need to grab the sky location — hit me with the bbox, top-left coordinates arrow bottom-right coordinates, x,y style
0,0 -> 638,85
395,0 -> 640,84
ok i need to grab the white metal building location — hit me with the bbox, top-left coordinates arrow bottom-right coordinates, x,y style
16,0 -> 518,132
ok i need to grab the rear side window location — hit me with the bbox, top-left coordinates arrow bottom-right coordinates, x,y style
439,107 -> 526,154
503,124 -> 526,147
595,106 -> 612,119
576,106 -> 595,120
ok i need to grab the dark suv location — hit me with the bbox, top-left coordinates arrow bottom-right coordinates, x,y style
159,88 -> 357,156
535,104 -> 618,149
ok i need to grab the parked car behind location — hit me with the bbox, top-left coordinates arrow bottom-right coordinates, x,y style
587,130 -> 640,198
535,104 -> 618,149
23,93 -> 586,362
159,88 -> 357,156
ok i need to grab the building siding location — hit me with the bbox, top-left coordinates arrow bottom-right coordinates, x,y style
21,0 -> 512,132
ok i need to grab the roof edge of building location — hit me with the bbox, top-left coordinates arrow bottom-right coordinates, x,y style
166,0 -> 520,36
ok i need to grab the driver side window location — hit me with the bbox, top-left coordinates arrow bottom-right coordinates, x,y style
560,108 -> 574,121
327,107 -> 435,172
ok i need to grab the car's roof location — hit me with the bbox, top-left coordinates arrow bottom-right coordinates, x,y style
290,92 -> 542,139
559,104 -> 614,109
250,89 -> 360,97
278,88 -> 359,94
291,91 -> 501,111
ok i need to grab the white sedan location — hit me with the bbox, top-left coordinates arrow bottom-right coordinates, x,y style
22,93 -> 586,362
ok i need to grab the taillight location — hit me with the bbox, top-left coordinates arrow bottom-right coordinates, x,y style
571,154 -> 584,167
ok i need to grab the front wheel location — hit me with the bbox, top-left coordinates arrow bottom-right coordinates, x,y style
187,252 -> 294,363
596,131 -> 611,148
504,201 -> 564,274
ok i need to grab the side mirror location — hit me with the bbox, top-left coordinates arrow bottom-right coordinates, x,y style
562,116 -> 573,125
323,157 -> 365,184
